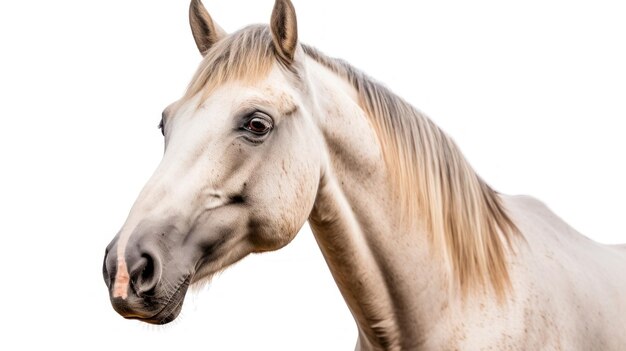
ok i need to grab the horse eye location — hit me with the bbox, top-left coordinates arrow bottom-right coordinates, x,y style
244,114 -> 273,135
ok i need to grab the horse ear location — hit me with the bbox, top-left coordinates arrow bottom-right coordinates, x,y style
189,0 -> 226,56
270,0 -> 298,63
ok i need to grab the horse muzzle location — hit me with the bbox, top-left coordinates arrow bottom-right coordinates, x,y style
102,224 -> 193,325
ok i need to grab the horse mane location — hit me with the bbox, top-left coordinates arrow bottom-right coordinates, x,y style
303,45 -> 520,298
185,25 -> 520,298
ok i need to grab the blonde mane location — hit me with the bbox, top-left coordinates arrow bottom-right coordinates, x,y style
185,25 -> 520,297
302,46 -> 520,297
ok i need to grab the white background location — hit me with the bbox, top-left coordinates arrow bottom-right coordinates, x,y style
0,0 -> 624,350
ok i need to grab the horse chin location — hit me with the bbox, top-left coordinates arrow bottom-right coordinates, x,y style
135,275 -> 191,325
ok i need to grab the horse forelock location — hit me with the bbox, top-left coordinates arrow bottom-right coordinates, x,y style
184,25 -> 284,103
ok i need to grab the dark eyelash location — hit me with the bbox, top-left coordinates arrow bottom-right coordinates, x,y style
241,136 -> 265,145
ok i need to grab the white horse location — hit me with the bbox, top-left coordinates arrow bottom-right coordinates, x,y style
103,1 -> 626,349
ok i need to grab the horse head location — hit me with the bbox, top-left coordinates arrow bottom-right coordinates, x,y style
103,0 -> 322,324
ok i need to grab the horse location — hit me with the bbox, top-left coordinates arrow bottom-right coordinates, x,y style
102,1 -> 626,349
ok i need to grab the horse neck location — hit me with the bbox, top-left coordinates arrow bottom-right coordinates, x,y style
304,56 -> 448,350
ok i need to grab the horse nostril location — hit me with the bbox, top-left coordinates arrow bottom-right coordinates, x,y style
103,248 -> 115,289
130,252 -> 160,296
140,254 -> 154,283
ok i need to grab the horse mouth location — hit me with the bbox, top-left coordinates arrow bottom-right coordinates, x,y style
129,276 -> 191,325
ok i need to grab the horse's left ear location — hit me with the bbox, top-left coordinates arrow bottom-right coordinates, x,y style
189,0 -> 227,56
270,0 -> 298,63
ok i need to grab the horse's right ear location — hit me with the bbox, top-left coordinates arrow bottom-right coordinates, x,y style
189,0 -> 226,56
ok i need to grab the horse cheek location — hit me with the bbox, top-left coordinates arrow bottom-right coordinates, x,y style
254,158 -> 318,251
